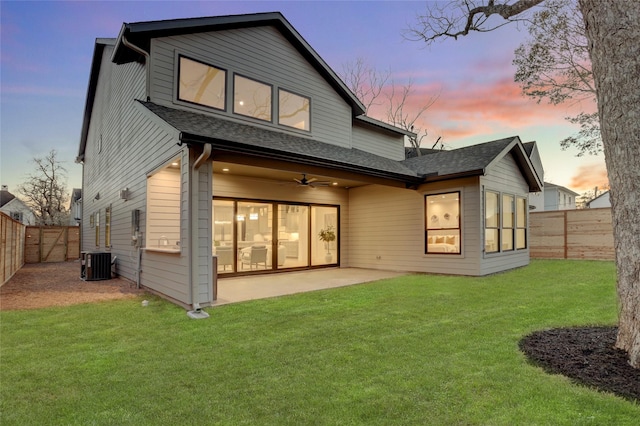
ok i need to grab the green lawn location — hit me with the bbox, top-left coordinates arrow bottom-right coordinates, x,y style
1,260 -> 638,425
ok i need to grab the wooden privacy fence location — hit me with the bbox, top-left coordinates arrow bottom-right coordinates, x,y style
1,212 -> 26,285
529,208 -> 614,260
24,226 -> 80,263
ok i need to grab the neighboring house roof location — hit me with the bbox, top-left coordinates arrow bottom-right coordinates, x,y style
543,182 -> 581,196
111,12 -> 365,115
69,188 -> 82,205
139,101 -> 423,185
0,189 -> 16,207
586,190 -> 610,207
401,136 -> 542,192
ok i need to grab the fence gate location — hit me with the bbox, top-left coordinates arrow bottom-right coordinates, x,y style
25,226 -> 80,263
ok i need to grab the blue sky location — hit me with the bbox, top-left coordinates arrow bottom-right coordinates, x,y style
0,0 -> 607,197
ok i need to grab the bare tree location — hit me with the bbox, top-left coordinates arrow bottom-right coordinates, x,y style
513,0 -> 600,155
341,58 -> 439,155
407,0 -> 640,368
18,150 -> 70,225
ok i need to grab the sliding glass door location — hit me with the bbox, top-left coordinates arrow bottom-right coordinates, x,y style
276,204 -> 309,269
213,198 -> 338,275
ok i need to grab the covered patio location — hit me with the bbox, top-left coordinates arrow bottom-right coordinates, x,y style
212,268 -> 408,306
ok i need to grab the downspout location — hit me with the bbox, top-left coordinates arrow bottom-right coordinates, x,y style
187,143 -> 213,319
121,35 -> 151,101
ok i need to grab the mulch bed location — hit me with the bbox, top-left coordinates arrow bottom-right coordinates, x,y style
520,326 -> 640,402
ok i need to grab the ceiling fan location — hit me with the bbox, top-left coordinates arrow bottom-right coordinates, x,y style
293,174 -> 331,188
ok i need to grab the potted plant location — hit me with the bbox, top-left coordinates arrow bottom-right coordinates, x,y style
318,225 -> 336,262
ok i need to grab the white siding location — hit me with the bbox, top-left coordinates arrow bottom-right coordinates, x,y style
480,152 -> 531,275
348,178 -> 482,276
149,26 -> 353,148
352,124 -> 405,160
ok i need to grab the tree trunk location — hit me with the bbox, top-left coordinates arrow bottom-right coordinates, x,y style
579,0 -> 640,368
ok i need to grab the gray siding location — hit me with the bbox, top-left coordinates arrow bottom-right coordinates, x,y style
348,177 -> 482,276
82,45 -> 197,304
149,26 -> 353,148
352,124 -> 406,160
480,152 -> 531,275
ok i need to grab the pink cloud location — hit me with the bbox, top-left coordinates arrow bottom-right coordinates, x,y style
570,162 -> 609,192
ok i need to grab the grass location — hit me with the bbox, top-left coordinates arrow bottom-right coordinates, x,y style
1,259 -> 638,425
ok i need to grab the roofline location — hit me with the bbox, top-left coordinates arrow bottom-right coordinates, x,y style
544,182 -> 581,196
179,132 -> 424,186
111,12 -> 365,115
77,38 -> 116,162
354,115 -> 416,137
485,136 -> 543,192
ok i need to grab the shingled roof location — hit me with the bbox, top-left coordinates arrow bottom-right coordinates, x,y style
402,137 -> 515,177
402,137 -> 542,191
139,101 -> 422,184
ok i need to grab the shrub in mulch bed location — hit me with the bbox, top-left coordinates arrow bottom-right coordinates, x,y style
519,326 -> 640,402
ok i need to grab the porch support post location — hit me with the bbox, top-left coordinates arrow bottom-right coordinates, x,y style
187,144 -> 213,319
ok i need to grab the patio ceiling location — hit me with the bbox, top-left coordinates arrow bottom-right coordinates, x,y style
212,160 -> 369,189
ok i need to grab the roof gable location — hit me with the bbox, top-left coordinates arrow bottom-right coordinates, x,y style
0,189 -> 16,207
112,12 -> 365,115
401,136 -> 542,191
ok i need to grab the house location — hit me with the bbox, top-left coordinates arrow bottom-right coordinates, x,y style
543,182 -> 580,210
69,188 -> 82,226
77,12 -> 542,311
586,190 -> 611,208
523,142 -> 545,211
0,185 -> 36,225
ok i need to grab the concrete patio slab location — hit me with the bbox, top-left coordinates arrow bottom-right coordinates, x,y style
212,268 -> 407,306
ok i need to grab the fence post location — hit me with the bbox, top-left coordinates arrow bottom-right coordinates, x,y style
563,211 -> 568,259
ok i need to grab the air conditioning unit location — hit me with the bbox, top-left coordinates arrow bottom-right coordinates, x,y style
84,252 -> 112,281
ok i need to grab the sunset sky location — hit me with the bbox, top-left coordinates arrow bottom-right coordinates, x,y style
0,0 -> 609,197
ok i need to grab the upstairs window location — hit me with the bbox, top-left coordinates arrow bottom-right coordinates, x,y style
178,56 -> 226,110
279,89 -> 310,131
234,75 -> 272,121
